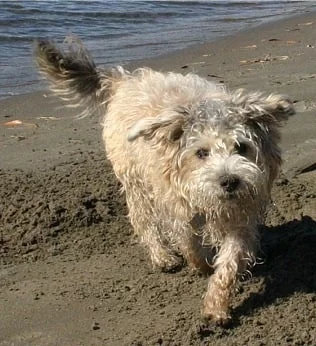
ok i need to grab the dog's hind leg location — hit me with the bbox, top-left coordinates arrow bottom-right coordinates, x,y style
172,216 -> 214,274
176,227 -> 214,274
183,238 -> 214,275
125,187 -> 182,271
140,223 -> 183,272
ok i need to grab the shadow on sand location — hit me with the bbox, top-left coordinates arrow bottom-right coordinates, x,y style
233,215 -> 316,324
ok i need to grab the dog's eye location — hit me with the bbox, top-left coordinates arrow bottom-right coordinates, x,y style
196,148 -> 209,159
235,142 -> 248,155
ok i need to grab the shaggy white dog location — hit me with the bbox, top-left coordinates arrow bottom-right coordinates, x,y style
35,39 -> 294,325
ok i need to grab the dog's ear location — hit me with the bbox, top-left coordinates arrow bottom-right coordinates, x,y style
127,110 -> 186,142
233,92 -> 294,185
232,91 -> 295,128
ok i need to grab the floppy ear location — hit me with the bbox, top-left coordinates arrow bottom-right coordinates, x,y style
127,110 -> 186,142
232,91 -> 295,128
233,91 -> 294,186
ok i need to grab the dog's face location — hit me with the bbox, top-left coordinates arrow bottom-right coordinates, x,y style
175,125 -> 263,208
128,90 -> 294,218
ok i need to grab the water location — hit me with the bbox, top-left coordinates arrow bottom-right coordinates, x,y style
1,0 -> 316,99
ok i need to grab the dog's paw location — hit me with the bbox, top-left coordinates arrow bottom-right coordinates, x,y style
202,308 -> 232,328
201,301 -> 232,328
152,254 -> 184,273
188,259 -> 213,276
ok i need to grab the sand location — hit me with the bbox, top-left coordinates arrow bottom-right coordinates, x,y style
1,11 -> 316,346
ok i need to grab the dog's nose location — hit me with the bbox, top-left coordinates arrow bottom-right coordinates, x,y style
219,175 -> 240,192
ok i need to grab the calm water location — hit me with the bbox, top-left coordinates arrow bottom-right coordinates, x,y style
1,0 -> 316,99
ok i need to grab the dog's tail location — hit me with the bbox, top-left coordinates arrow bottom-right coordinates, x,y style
34,37 -> 121,116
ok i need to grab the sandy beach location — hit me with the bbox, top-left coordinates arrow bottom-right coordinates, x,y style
1,11 -> 316,346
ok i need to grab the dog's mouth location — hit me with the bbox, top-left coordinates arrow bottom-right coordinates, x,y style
218,187 -> 254,202
190,213 -> 207,231
216,192 -> 241,204
225,192 -> 238,200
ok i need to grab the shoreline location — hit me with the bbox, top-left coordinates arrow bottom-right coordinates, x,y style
130,9 -> 316,71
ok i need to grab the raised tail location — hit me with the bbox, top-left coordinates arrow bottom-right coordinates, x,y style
34,37 -> 119,116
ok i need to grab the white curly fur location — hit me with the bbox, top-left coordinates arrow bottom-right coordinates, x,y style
35,39 -> 294,325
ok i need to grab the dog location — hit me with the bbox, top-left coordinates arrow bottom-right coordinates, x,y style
34,38 -> 294,325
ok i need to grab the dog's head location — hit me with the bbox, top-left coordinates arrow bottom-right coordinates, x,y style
128,90 -> 294,219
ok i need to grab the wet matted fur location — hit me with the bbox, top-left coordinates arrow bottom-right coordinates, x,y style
35,38 -> 294,325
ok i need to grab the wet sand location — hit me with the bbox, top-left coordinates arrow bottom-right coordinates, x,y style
1,12 -> 316,346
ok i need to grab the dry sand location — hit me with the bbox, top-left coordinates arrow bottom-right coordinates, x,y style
1,12 -> 316,346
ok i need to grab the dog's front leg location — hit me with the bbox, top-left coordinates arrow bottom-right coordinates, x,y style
202,232 -> 257,325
